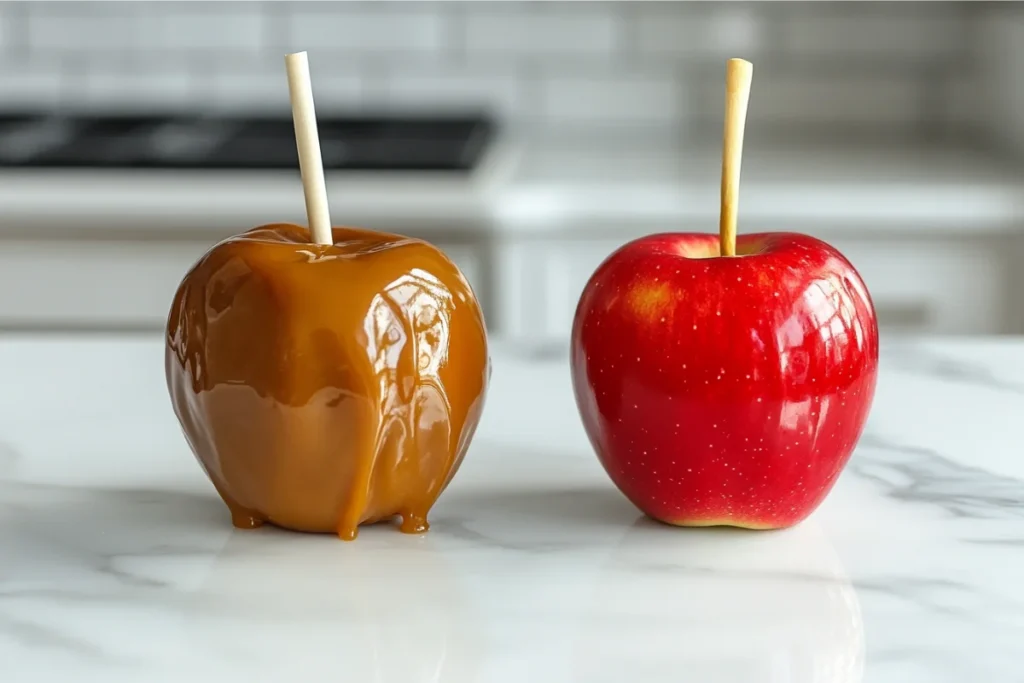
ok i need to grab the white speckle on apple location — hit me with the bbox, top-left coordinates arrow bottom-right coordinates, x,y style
693,324 -> 697,330
756,397 -> 762,402
716,310 -> 721,316
737,277 -> 742,282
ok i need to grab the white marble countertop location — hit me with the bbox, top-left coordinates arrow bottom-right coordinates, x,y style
1,334 -> 1023,682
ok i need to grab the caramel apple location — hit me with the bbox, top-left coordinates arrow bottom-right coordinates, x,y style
166,223 -> 488,540
165,53 -> 489,540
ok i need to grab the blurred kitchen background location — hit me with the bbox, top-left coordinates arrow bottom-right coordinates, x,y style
0,0 -> 1022,352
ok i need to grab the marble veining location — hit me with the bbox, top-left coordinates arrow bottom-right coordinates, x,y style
1,336 -> 1023,682
853,434 -> 1024,520
881,339 -> 1024,395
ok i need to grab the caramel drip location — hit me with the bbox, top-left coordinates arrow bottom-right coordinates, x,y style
166,224 -> 489,540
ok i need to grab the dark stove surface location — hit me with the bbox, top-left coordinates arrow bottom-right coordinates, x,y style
0,112 -> 495,172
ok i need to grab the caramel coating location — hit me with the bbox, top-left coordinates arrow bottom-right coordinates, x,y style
166,224 -> 489,540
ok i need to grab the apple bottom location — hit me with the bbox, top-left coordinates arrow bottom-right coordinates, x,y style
618,488 -> 809,531
586,384 -> 873,532
615,490 -> 824,532
657,517 -> 781,531
598,440 -> 847,532
598,444 -> 847,532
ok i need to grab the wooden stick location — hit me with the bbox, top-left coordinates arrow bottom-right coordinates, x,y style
719,58 -> 753,258
285,51 -> 333,246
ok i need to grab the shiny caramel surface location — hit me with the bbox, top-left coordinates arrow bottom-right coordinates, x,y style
166,224 -> 489,540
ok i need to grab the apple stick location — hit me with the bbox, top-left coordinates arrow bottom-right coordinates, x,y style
719,58 -> 753,258
285,51 -> 333,246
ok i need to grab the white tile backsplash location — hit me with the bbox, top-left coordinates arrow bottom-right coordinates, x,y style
739,71 -> 925,127
375,66 -> 526,118
0,4 -> 14,53
943,71 -> 984,131
195,60 -> 362,114
779,7 -> 966,62
0,62 -> 65,109
539,70 -> 681,125
631,4 -> 766,60
974,4 -> 1024,157
0,0 -> 1004,142
193,60 -> 288,113
287,6 -> 447,54
25,4 -> 140,53
138,5 -> 267,53
67,63 -> 197,112
464,5 -> 620,58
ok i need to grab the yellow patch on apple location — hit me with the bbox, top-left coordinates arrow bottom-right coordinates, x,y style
625,280 -> 676,324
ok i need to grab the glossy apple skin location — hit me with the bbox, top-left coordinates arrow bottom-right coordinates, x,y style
570,232 -> 879,529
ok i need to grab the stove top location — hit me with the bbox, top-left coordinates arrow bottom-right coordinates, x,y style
0,112 -> 495,172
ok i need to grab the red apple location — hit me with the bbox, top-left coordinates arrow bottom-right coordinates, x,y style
570,232 -> 879,529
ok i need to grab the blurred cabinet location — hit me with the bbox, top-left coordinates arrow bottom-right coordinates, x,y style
825,237 -> 1009,335
0,231 -> 1016,338
494,237 -> 628,351
492,232 -> 1017,350
0,238 -> 485,332
0,240 -> 209,330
